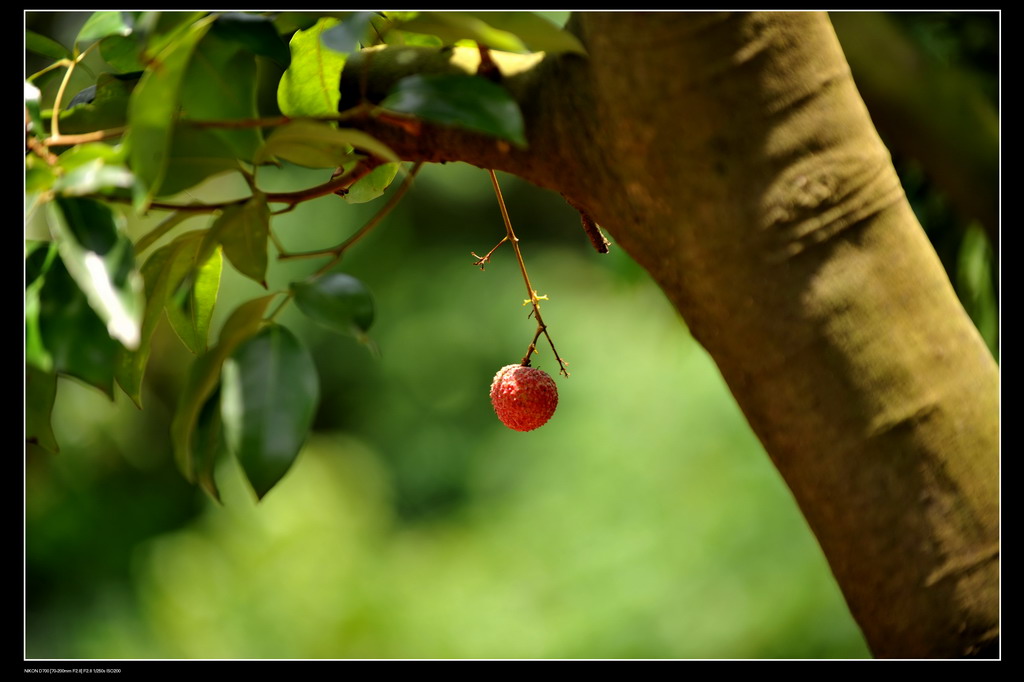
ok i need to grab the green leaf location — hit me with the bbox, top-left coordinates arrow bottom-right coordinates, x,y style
47,197 -> 145,350
273,12 -> 357,34
54,144 -> 135,196
115,231 -> 218,407
137,12 -> 210,64
171,294 -> 275,481
100,35 -> 146,73
126,15 -> 215,206
221,297 -> 277,352
26,30 -> 71,60
380,73 -> 526,146
26,240 -> 56,284
221,324 -> 319,499
36,254 -> 122,397
291,272 -> 374,337
159,124 -> 241,198
956,223 -> 997,354
254,119 -> 398,168
320,11 -> 377,54
194,386 -> 228,502
26,365 -> 60,454
76,11 -> 133,47
52,143 -> 134,195
180,31 -> 263,162
380,28 -> 444,48
25,242 -> 59,373
201,195 -> 270,286
462,12 -> 585,55
276,17 -> 346,117
379,12 -> 584,54
26,154 -> 57,195
57,142 -> 127,169
213,12 -> 290,67
166,245 -> 222,355
25,81 -> 45,138
273,12 -> 325,33
54,163 -> 135,196
343,162 -> 400,203
116,234 -> 196,405
50,72 -> 137,135
387,12 -> 527,52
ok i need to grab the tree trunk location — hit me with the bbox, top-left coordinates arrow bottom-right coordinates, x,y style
340,11 -> 999,658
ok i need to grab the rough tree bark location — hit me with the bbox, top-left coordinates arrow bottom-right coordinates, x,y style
339,11 -> 999,658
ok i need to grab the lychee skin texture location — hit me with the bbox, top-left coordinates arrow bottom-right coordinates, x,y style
490,364 -> 558,432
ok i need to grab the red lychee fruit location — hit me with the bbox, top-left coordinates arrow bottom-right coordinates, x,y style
489,364 -> 558,432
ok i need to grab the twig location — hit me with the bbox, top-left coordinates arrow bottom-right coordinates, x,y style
471,236 -> 508,269
579,209 -> 610,254
50,58 -> 76,140
268,228 -> 288,255
265,291 -> 294,323
45,127 -> 126,147
26,134 -> 58,165
28,59 -> 72,83
566,196 -> 610,254
487,170 -> 569,377
277,162 -> 423,277
265,159 -> 380,210
107,160 -> 380,215
49,41 -> 101,140
143,201 -> 228,213
476,44 -> 502,83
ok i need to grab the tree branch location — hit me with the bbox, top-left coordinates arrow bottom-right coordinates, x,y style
337,44 -> 603,214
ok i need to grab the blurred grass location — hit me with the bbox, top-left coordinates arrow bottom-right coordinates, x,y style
27,163 -> 869,659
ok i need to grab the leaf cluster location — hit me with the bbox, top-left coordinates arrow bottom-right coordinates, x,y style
25,10 -> 583,500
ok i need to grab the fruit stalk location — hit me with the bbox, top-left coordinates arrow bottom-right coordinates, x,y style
487,169 -> 569,376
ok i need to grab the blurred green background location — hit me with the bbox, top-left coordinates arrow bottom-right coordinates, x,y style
25,12 -> 997,659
